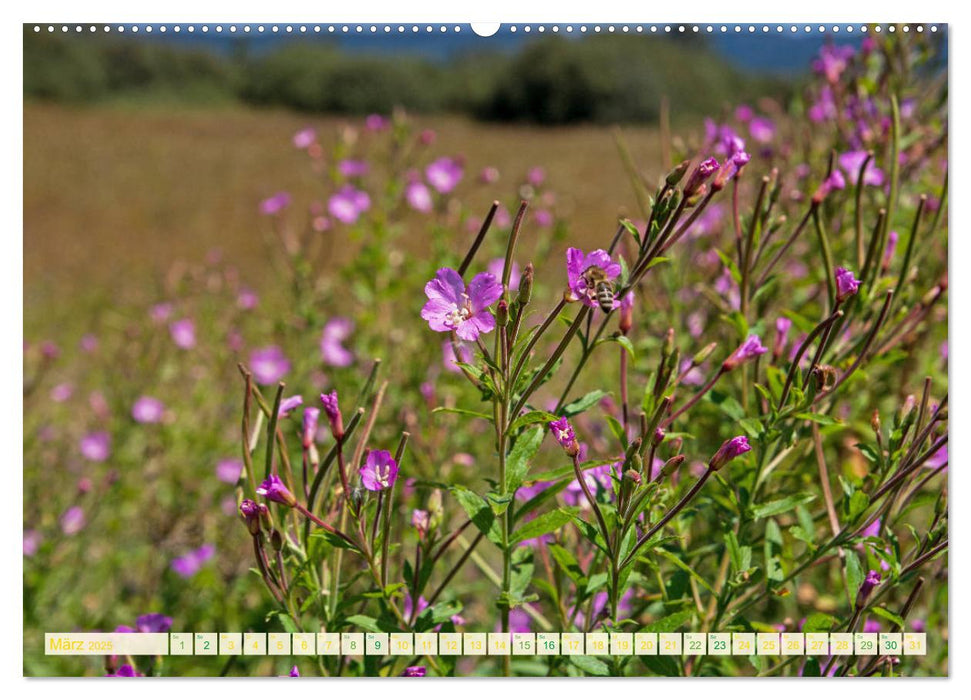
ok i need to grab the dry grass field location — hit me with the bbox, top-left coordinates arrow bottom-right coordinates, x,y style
24,102 -> 667,330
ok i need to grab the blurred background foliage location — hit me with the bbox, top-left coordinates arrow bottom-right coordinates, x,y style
25,29 -> 787,123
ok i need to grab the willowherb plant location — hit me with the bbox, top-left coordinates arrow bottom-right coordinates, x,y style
226,31 -> 946,680
24,29 -> 946,678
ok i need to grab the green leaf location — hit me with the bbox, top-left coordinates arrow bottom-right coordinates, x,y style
510,508 -> 574,546
802,612 -> 837,633
486,491 -> 515,517
845,490 -> 870,522
602,333 -> 636,359
562,390 -> 610,418
845,550 -> 864,605
709,391 -> 745,421
432,406 -> 492,421
640,608 -> 694,633
414,601 -> 464,633
568,513 -> 609,555
750,493 -> 817,519
344,615 -> 393,633
548,543 -> 587,588
450,486 -> 500,545
506,426 -> 545,494
794,412 -> 840,426
569,655 -> 611,676
764,518 -> 784,583
509,547 -> 535,600
655,549 -> 716,594
310,531 -> 362,554
870,606 -> 905,629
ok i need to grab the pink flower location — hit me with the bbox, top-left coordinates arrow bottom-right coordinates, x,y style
442,340 -> 473,374
320,317 -> 355,367
526,166 -> 546,186
150,302 -> 173,323
132,396 -> 165,424
749,116 -> 776,144
302,408 -> 320,449
835,266 -> 861,303
80,431 -> 111,462
365,114 -> 389,131
565,248 -> 622,310
338,159 -> 370,178
405,180 -> 433,212
425,157 -> 463,194
216,458 -> 244,484
486,258 -> 521,289
50,383 -> 73,403
479,166 -> 500,184
169,319 -> 196,349
171,544 -> 215,579
278,395 -> 304,418
257,474 -> 297,507
534,209 -> 554,227
293,127 -> 316,149
249,346 -> 291,385
549,416 -> 580,457
709,436 -> 751,471
421,268 -> 503,342
328,185 -> 371,224
237,288 -> 259,310
23,530 -> 42,557
812,44 -> 855,84
60,506 -> 86,535
80,334 -> 99,353
259,192 -> 292,216
722,335 -> 767,371
839,151 -> 885,187
360,450 -> 399,491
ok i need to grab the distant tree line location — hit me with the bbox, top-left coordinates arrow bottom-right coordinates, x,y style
24,29 -> 787,124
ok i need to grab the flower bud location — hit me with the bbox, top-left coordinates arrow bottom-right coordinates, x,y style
428,489 -> 444,530
855,570 -> 881,609
517,263 -> 534,306
496,300 -> 509,327
320,390 -> 344,440
270,529 -> 284,552
623,469 -> 642,486
666,159 -> 691,187
708,436 -> 751,471
412,509 -> 430,538
661,454 -> 686,478
683,157 -> 719,197
692,342 -> 718,367
722,335 -> 768,372
240,499 -> 264,536
652,427 -> 665,447
302,407 -> 320,450
619,292 -> 634,334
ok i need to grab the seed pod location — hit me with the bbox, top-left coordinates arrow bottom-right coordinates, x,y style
666,160 -> 691,187
692,342 -> 718,367
517,263 -> 534,306
496,300 -> 509,327
661,454 -> 685,478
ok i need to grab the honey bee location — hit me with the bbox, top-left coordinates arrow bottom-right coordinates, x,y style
581,265 -> 616,313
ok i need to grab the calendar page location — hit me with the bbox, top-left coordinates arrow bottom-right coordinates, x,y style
21,11 -> 948,680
